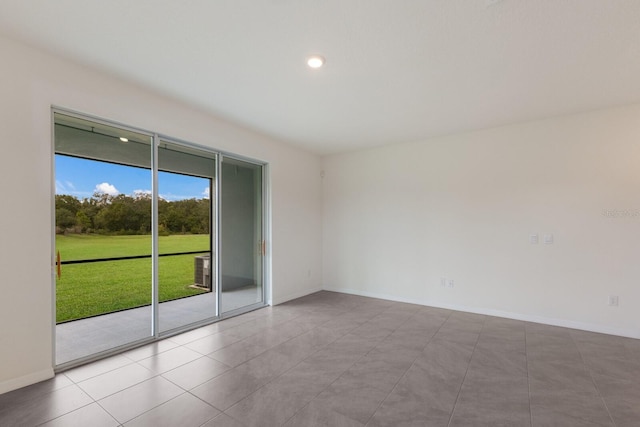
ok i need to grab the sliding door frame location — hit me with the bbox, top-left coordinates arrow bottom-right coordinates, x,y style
152,134 -> 160,337
51,107 -> 269,370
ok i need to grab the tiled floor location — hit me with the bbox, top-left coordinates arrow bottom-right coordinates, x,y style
2,291 -> 640,426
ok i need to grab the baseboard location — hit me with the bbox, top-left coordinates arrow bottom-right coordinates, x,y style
0,368 -> 54,395
272,285 -> 323,306
323,286 -> 640,340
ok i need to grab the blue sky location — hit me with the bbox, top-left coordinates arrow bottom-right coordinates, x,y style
55,155 -> 210,201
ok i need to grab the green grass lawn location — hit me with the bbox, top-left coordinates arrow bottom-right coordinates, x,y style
56,234 -> 211,323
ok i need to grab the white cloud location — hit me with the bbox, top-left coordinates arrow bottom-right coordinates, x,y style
94,182 -> 119,196
202,187 -> 210,199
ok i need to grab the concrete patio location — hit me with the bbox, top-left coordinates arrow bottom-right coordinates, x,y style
56,285 -> 262,365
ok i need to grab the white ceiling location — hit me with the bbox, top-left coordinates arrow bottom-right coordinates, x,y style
1,1 -> 639,155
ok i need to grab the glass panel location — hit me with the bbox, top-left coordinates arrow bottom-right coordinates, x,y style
54,111 -> 266,366
54,113 -> 153,365
157,140 -> 217,333
220,157 -> 263,313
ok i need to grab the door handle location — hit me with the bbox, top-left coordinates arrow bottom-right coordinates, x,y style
56,251 -> 61,279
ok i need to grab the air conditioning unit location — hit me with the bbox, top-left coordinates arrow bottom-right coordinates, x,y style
194,255 -> 211,290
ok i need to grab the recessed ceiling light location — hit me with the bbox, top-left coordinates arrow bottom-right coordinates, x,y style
307,55 -> 325,69
119,137 -> 128,142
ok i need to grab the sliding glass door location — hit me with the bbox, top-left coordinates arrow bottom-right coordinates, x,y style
220,157 -> 264,314
54,113 -> 154,364
53,110 -> 266,367
157,140 -> 217,333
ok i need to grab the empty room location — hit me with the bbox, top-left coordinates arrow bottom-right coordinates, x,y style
0,1 -> 639,426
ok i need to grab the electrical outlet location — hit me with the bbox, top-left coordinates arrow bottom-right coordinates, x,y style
447,279 -> 454,288
608,295 -> 619,307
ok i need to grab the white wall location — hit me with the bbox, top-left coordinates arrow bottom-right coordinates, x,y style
323,105 -> 640,338
0,35 -> 323,394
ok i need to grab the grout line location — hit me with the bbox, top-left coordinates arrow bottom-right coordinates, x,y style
570,331 -> 618,427
64,356 -> 138,384
221,303 -> 370,422
446,314 -> 487,427
113,392 -> 188,426
93,398 -> 122,427
278,299 -> 401,425
524,322 -> 534,427
32,400 -> 98,427
362,308 -> 453,426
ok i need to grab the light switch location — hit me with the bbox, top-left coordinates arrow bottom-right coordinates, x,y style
544,233 -> 554,244
529,234 -> 539,244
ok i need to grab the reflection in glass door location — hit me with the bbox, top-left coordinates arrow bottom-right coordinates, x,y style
220,157 -> 264,314
157,140 -> 217,333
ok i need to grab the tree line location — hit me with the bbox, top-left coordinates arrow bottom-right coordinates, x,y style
56,193 -> 209,235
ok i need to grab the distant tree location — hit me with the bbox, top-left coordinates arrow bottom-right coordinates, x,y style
55,194 -> 81,215
95,195 -> 135,232
55,195 -> 80,232
75,211 -> 92,232
91,191 -> 114,207
56,193 -> 209,235
132,192 -> 152,233
55,207 -> 76,230
78,197 -> 100,231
